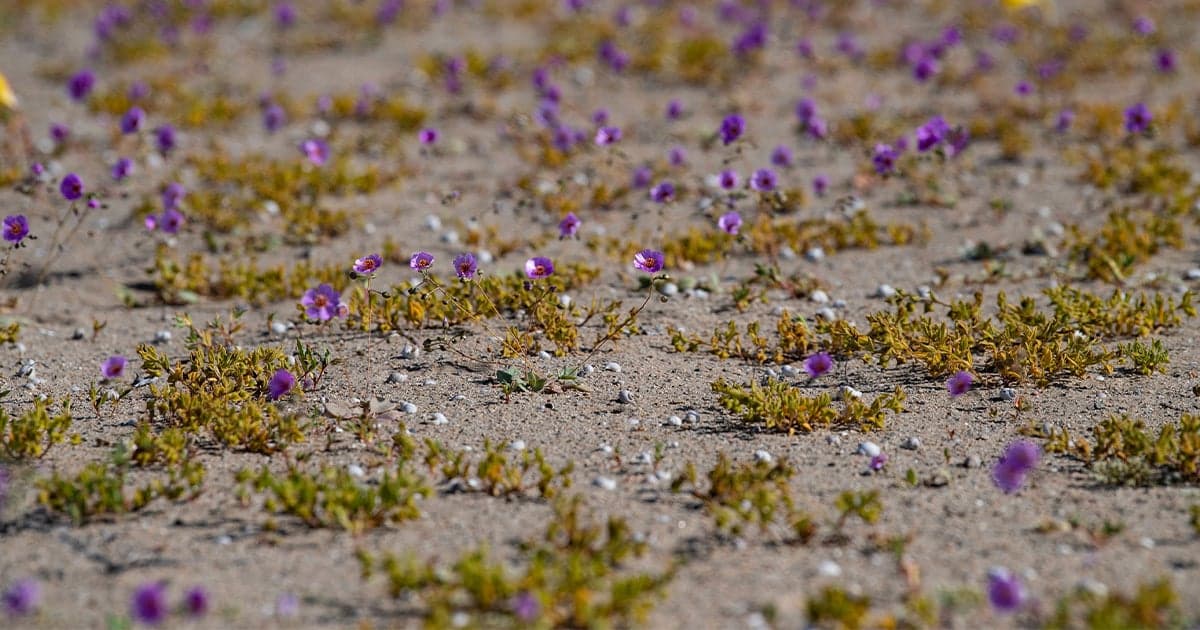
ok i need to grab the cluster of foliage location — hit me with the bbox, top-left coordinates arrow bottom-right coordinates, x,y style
1035,413 -> 1200,485
712,379 -> 906,433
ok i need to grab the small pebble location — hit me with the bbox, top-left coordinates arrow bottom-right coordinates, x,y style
154,330 -> 172,343
400,344 -> 420,359
538,350 -> 553,359
805,247 -> 825,262
510,440 -> 526,451
817,560 -> 842,577
857,442 -> 881,457
618,389 -> 634,404
753,449 -> 773,463
685,410 -> 700,424
583,364 -> 595,375
658,282 -> 679,297
826,435 -> 841,446
71,328 -> 86,340
815,307 -> 836,320
810,290 -> 829,304
999,387 -> 1016,401
840,386 -> 863,400
270,321 -> 288,336
667,415 -> 683,427
593,476 -> 618,491
604,361 -> 622,372
1079,579 -> 1108,598
781,365 -> 800,378
874,284 -> 896,298
1186,268 -> 1200,281
347,464 -> 365,478
627,418 -> 640,427
430,412 -> 448,425
387,372 -> 408,384
901,437 -> 921,450
964,455 -> 982,468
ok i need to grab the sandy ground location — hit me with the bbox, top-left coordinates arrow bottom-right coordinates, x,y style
2,0 -> 1200,628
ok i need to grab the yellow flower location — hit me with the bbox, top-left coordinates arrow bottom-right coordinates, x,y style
0,71 -> 17,110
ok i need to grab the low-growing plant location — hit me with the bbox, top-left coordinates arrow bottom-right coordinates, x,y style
1043,578 -> 1181,630
357,494 -> 673,628
1035,413 -> 1200,485
712,379 -> 905,433
424,438 -> 574,499
0,397 -> 73,459
672,454 -> 814,542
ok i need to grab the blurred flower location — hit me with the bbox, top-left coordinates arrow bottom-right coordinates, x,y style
1014,81 -> 1033,96
301,284 -> 342,321
1124,102 -> 1152,134
668,146 -> 687,167
275,593 -> 299,618
719,114 -> 745,145
869,452 -> 888,472
418,128 -> 438,145
804,352 -> 834,378
594,125 -> 621,146
301,138 -> 329,166
1055,109 -> 1074,133
60,173 -> 84,201
353,254 -> 382,276
112,157 -> 134,181
650,181 -> 675,203
749,168 -> 777,192
50,123 -> 70,144
1133,16 -> 1155,35
268,369 -> 295,400
947,370 -> 973,397
131,582 -> 168,626
120,106 -> 145,134
987,568 -> 1026,613
263,103 -> 286,133
2,579 -> 40,617
631,166 -> 652,188
633,249 -> 664,273
3,215 -> 29,244
718,211 -> 742,235
916,116 -> 948,152
160,208 -> 185,234
993,440 -> 1040,494
718,169 -> 740,190
154,125 -> 176,156
524,256 -> 554,279
101,355 -> 127,379
558,212 -> 580,239
274,1 -> 296,28
666,99 -> 684,120
510,591 -> 539,622
771,145 -> 793,168
162,183 -> 185,211
183,586 -> 209,618
453,253 -> 477,279
67,70 -> 95,102
409,251 -> 434,272
872,144 -> 898,175
813,174 -> 828,197
1155,49 -> 1176,74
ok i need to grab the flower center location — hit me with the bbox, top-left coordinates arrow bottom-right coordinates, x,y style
312,294 -> 328,308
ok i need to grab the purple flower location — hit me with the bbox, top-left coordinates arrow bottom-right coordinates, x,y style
120,106 -> 145,134
1155,49 -> 1176,74
872,144 -> 898,175
668,146 -> 687,167
4,215 -> 29,244
154,125 -> 176,156
509,591 -> 539,622
836,31 -> 862,60
733,22 -> 767,56
633,249 -> 664,274
301,284 -> 342,321
418,128 -> 438,145
796,37 -> 814,59
813,174 -> 828,197
591,109 -> 609,126
770,145 -> 793,168
112,157 -> 134,181
1133,16 -> 1155,36
268,369 -> 295,400
947,370 -> 973,397
1014,81 -> 1033,97
916,116 -> 948,152
631,166 -> 652,188
558,213 -> 580,239
717,211 -> 742,235
869,452 -> 888,472
718,169 -> 740,190
987,568 -> 1026,613
131,582 -> 168,626
162,183 -> 185,211
795,98 -> 817,124
524,256 -> 554,279
67,70 -> 95,102
160,208 -> 185,234
60,173 -> 84,201
183,586 -> 209,617
301,139 -> 329,166
129,81 -> 149,101
666,99 -> 684,120
749,168 -> 777,192
101,355 -> 127,379
263,103 -> 286,133
274,1 -> 296,28
50,123 -> 70,144
409,251 -> 434,272
1055,109 -> 1074,133
912,55 -> 939,82
3,579 -> 40,617
992,440 -> 1040,494
453,253 -> 477,279
594,125 -> 621,146
719,114 -> 745,145
803,352 -> 834,378
649,181 -> 675,203
806,116 -> 828,140
353,254 -> 382,276
1125,102 -> 1152,134
275,593 -> 299,618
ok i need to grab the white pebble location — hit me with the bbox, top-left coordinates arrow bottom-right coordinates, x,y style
430,412 -> 448,425
666,415 -> 683,427
347,464 -> 365,478
593,476 -> 618,491
559,294 -> 572,308
154,330 -> 173,343
604,362 -> 622,372
857,442 -> 882,457
815,307 -> 836,320
538,350 -> 552,359
424,214 -> 442,230
817,560 -> 842,577
618,390 -> 634,404
1186,268 -> 1200,281
805,247 -> 825,262
685,410 -> 700,424
753,449 -> 773,463
509,440 -> 526,451
875,284 -> 896,298
658,282 -> 679,297
902,437 -> 921,450
781,365 -> 800,378
810,290 -> 829,304
400,402 -> 417,413
999,387 -> 1016,401
387,372 -> 408,384
400,344 -> 420,359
